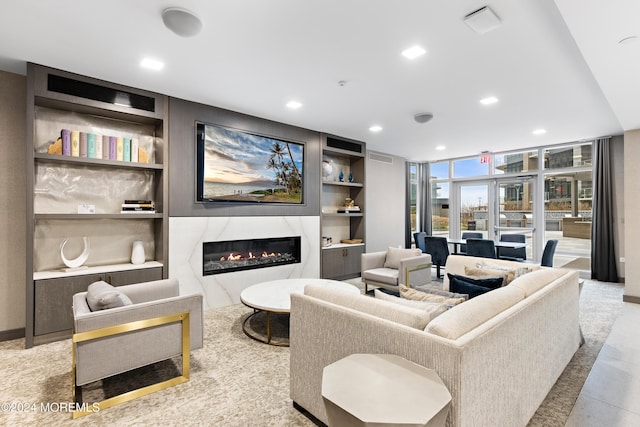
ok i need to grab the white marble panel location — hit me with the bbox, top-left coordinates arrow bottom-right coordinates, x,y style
169,216 -> 320,309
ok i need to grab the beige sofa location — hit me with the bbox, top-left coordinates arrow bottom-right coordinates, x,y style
290,255 -> 581,427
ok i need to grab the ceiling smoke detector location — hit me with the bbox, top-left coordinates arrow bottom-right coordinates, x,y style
464,6 -> 501,35
414,113 -> 434,124
162,7 -> 203,37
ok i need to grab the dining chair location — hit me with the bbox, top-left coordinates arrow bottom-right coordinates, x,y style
498,234 -> 526,261
423,236 -> 450,279
413,232 -> 427,253
541,239 -> 558,267
459,232 -> 482,254
465,238 -> 497,259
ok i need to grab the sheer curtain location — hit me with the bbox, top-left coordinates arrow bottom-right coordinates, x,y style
591,137 -> 619,282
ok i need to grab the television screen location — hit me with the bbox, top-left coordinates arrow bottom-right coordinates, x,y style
196,122 -> 304,204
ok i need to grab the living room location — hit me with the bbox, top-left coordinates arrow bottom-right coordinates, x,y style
1,1 -> 640,426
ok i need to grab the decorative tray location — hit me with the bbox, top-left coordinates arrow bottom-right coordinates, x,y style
340,239 -> 363,244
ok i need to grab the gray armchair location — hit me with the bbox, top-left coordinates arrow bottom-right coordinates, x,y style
361,247 -> 432,293
72,278 -> 203,418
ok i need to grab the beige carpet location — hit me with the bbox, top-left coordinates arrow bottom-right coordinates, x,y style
0,279 -> 624,427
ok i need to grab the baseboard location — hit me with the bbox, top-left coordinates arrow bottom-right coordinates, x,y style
293,401 -> 327,427
0,328 -> 25,342
622,294 -> 640,304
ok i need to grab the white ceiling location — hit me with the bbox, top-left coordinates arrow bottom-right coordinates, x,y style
0,0 -> 635,161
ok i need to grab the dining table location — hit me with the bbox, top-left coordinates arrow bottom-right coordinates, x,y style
447,238 -> 527,259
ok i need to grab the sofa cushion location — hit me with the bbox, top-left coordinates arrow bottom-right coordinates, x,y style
361,267 -> 399,285
374,289 -> 448,323
304,284 -> 432,330
509,268 -> 567,297
464,266 -> 512,285
449,273 -> 504,289
448,275 -> 497,299
383,247 -> 422,269
413,285 -> 469,300
86,281 -> 133,311
399,285 -> 465,306
425,285 -> 526,340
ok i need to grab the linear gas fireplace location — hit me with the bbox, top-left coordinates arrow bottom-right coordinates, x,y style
203,236 -> 301,276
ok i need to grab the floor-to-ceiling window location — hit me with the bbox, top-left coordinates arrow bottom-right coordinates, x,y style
407,142 -> 593,267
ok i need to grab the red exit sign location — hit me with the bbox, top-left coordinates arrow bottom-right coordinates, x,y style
480,154 -> 490,164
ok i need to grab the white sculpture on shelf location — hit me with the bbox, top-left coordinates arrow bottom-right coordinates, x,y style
322,160 -> 333,180
60,236 -> 90,270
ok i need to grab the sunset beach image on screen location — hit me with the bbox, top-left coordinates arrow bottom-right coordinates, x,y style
196,122 -> 304,204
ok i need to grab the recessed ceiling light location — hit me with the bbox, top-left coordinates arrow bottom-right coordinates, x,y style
480,96 -> 499,105
369,125 -> 383,132
286,101 -> 302,109
402,45 -> 426,60
532,129 -> 547,135
435,145 -> 446,151
140,58 -> 164,71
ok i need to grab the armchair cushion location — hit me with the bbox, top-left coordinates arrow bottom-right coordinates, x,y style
383,247 -> 422,269
361,267 -> 399,285
86,281 -> 133,311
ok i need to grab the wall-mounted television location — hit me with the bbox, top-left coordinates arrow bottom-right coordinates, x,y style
196,122 -> 304,204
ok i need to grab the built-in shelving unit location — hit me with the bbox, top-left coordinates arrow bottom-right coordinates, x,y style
320,134 -> 366,280
25,63 -> 169,347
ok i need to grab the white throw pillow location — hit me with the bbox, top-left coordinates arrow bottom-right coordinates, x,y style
384,247 -> 422,269
374,290 -> 448,322
86,281 -> 133,311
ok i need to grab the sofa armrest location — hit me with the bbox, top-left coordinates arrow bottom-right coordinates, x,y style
399,254 -> 432,287
361,251 -> 387,271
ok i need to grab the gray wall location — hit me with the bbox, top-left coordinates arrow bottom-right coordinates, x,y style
0,70 -> 26,337
168,97 -> 321,217
365,151 -> 407,252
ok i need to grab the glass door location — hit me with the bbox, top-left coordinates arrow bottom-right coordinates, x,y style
453,178 -> 537,260
496,178 -> 536,260
459,183 -> 490,239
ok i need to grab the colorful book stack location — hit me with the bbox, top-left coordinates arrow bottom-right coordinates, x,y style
121,200 -> 155,214
51,129 -> 149,163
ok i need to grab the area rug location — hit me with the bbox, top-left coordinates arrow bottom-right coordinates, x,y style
0,279 -> 624,427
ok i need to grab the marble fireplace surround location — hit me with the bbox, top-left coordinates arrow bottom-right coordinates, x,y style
169,216 -> 320,310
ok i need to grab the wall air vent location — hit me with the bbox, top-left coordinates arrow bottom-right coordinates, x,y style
47,74 -> 156,112
368,152 -> 393,164
326,137 -> 363,154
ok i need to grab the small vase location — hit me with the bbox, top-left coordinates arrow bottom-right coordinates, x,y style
131,240 -> 145,265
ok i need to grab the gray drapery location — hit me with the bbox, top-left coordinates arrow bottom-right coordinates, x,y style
405,162 -> 431,248
591,137 -> 619,282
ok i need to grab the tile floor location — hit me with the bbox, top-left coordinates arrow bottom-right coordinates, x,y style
565,302 -> 640,426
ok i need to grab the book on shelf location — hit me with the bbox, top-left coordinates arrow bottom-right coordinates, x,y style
337,206 -> 361,213
94,133 -> 102,158
123,137 -> 131,162
122,199 -> 155,213
109,136 -> 117,160
116,137 -> 124,161
61,129 -> 71,156
87,133 -> 96,158
131,138 -> 139,162
79,132 -> 88,157
70,130 -> 80,157
102,135 -> 110,160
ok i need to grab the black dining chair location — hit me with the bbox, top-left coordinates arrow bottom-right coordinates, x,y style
541,239 -> 558,267
423,236 -> 450,279
465,238 -> 497,259
459,232 -> 482,254
498,234 -> 526,261
413,232 -> 427,253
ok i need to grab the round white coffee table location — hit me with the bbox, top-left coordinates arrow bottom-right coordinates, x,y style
240,278 -> 360,346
